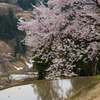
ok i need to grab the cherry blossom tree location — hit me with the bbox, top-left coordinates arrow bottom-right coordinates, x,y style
18,0 -> 100,79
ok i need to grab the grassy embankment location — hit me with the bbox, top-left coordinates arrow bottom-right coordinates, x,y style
0,78 -> 52,91
67,75 -> 100,100
0,76 -> 99,91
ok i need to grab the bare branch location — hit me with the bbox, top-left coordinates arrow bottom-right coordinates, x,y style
92,0 -> 100,8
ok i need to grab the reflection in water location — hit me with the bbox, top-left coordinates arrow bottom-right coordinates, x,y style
32,79 -> 73,100
32,81 -> 59,100
0,78 -> 94,100
70,78 -> 95,92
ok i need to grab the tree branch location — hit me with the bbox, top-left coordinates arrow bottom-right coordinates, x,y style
92,0 -> 100,8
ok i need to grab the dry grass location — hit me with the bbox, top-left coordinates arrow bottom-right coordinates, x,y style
0,3 -> 23,15
68,79 -> 100,100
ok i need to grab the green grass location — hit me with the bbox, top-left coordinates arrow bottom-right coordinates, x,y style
61,76 -> 95,80
94,75 -> 100,79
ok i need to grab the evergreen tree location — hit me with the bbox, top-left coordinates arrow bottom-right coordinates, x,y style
14,38 -> 20,57
17,0 -> 36,10
21,41 -> 27,55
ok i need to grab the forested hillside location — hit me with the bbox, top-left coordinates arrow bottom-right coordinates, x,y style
0,0 -> 49,10
0,2 -> 33,74
17,0 -> 49,10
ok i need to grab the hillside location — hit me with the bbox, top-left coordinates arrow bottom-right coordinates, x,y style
74,83 -> 100,100
68,78 -> 100,100
0,3 -> 32,19
0,3 -> 33,73
0,3 -> 23,15
0,40 -> 33,73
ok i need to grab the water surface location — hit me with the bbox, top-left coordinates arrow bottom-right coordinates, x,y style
0,78 -> 94,100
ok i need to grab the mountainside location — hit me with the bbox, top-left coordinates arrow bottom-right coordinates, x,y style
0,3 -> 23,15
0,40 -> 33,73
0,3 -> 33,73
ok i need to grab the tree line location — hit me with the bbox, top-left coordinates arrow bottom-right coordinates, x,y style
0,9 -> 27,57
0,0 -> 49,10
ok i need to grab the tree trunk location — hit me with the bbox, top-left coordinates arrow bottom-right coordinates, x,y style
93,58 -> 97,76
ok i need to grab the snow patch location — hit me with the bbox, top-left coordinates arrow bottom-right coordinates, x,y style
25,58 -> 34,69
14,66 -> 23,70
25,62 -> 33,69
8,52 -> 12,55
29,59 -> 34,63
